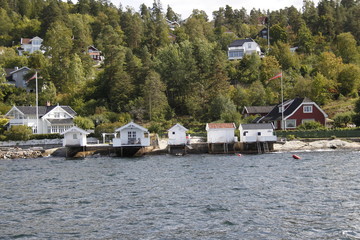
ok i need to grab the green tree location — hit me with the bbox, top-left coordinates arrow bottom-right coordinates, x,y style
337,64 -> 360,96
334,32 -> 360,64
270,24 -> 288,44
5,125 -> 33,141
209,94 -> 237,121
143,70 -> 169,120
74,116 -> 95,129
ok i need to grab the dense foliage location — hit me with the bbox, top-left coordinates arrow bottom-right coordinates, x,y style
1,0 -> 360,129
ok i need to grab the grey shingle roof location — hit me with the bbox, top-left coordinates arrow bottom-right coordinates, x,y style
240,123 -> 274,130
15,105 -> 77,117
260,98 -> 308,122
229,38 -> 255,47
243,106 -> 274,114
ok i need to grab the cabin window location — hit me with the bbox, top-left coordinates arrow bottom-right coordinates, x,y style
285,119 -> 296,128
73,134 -> 77,139
144,132 -> 149,138
303,106 -> 313,113
243,131 -> 248,136
278,106 -> 284,113
258,132 -> 261,136
172,132 -> 175,135
248,43 -> 252,48
128,131 -> 132,138
132,131 -> 136,138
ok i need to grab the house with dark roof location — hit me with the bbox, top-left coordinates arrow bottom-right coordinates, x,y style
228,38 -> 261,60
242,105 -> 275,118
4,67 -> 34,91
256,97 -> 328,130
5,105 -> 77,134
17,36 -> 43,56
206,123 -> 237,143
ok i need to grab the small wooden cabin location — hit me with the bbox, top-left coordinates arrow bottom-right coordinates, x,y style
168,123 -> 188,145
61,126 -> 89,147
112,121 -> 150,147
206,123 -> 237,143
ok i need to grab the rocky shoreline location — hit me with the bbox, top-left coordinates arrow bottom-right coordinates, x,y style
0,147 -> 44,159
1,139 -> 359,159
274,139 -> 360,152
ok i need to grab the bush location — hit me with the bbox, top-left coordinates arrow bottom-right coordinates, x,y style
4,125 -> 33,141
30,133 -> 62,140
286,134 -> 296,140
297,121 -> 325,130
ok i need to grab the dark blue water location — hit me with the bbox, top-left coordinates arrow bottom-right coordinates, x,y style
1,151 -> 360,239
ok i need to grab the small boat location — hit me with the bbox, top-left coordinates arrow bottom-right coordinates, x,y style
292,154 -> 301,159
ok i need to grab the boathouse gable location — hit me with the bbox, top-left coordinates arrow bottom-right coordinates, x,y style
61,126 -> 89,147
113,121 -> 150,147
206,123 -> 236,143
239,123 -> 276,143
168,123 -> 188,145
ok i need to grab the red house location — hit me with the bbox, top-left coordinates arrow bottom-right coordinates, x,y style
257,97 -> 328,130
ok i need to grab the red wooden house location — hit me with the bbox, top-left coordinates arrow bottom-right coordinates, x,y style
256,97 -> 328,130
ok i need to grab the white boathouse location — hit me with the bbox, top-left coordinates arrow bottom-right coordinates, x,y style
238,123 -> 277,153
206,123 -> 237,143
168,123 -> 188,145
112,121 -> 150,147
61,126 -> 89,147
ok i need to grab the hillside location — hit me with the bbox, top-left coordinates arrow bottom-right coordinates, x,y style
1,0 -> 360,131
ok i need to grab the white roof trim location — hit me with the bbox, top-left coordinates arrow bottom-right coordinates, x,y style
61,126 -> 89,135
115,121 -> 149,132
168,123 -> 188,132
284,102 -> 328,120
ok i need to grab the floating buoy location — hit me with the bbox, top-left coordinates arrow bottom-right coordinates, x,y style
292,154 -> 301,159
237,153 -> 242,157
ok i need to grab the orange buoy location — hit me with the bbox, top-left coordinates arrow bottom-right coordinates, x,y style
237,153 -> 242,157
292,154 -> 301,159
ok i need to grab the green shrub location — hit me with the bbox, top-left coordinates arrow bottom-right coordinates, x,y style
286,134 -> 296,140
30,133 -> 62,140
297,121 -> 325,130
4,125 -> 33,141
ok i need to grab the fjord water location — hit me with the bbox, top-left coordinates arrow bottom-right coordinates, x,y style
1,151 -> 360,239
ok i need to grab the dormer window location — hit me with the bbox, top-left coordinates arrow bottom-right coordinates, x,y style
248,43 -> 251,48
303,106 -> 313,113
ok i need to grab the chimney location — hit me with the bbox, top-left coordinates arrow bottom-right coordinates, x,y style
46,101 -> 51,106
14,66 -> 18,70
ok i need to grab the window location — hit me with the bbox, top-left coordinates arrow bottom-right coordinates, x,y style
279,106 -> 284,113
73,134 -> 78,139
248,43 -> 252,48
229,50 -> 244,58
172,132 -> 175,135
128,131 -> 132,138
303,105 -> 313,113
285,119 -> 296,128
258,132 -> 261,136
132,131 -> 136,138
54,112 -> 60,118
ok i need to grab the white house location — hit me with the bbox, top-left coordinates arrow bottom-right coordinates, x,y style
5,105 -> 77,134
18,36 -> 43,56
206,123 -> 237,143
112,121 -> 150,147
168,123 -> 188,145
228,38 -> 261,60
239,123 -> 277,143
61,126 -> 89,147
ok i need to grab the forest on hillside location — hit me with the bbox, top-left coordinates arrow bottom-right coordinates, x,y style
1,0 -> 360,131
